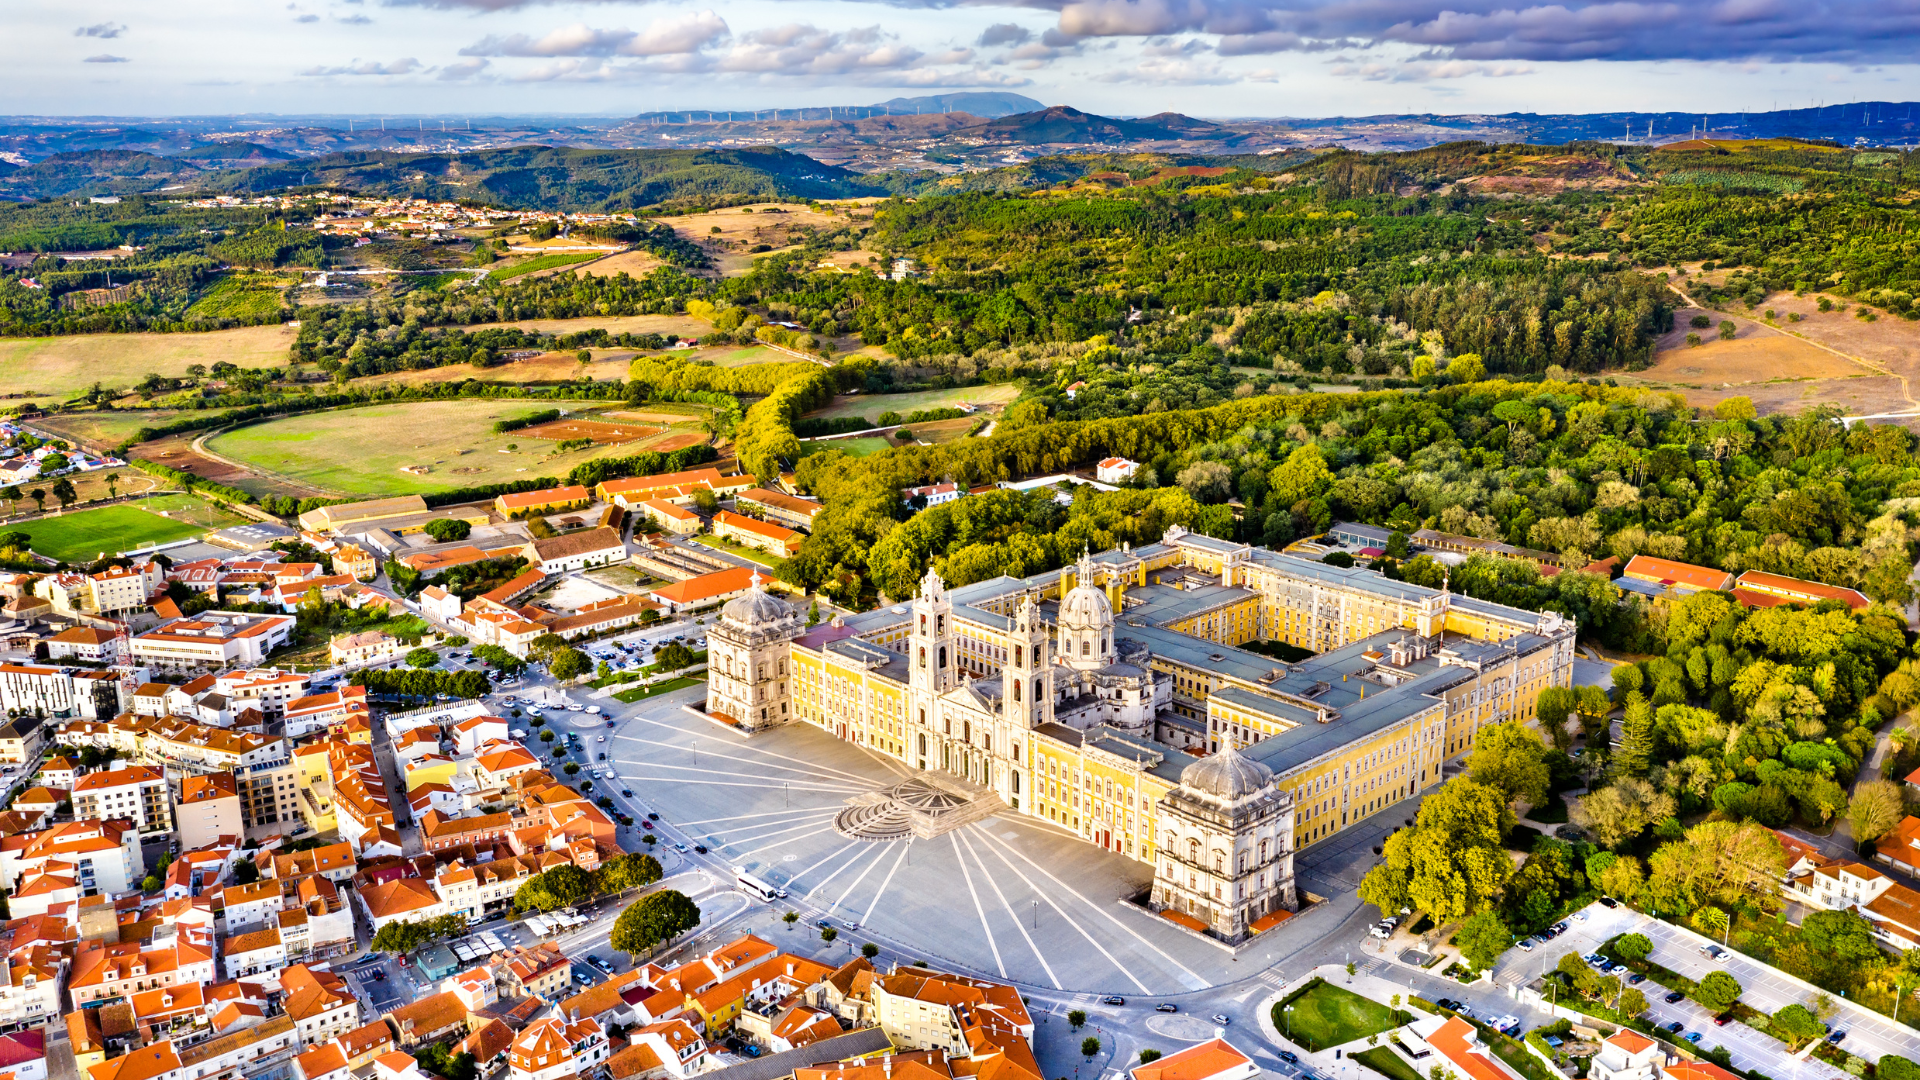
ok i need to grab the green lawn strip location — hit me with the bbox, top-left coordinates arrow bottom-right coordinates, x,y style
1352,1047 -> 1421,1080
689,535 -> 783,569
613,676 -> 702,704
1272,978 -> 1405,1052
492,253 -> 599,281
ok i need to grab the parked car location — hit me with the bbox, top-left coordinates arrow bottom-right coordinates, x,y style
673,843 -> 689,853
648,812 -> 661,820
622,788 -> 635,797
1156,1004 -> 1178,1014
1713,1016 -> 1732,1027
642,821 -> 653,830
1664,991 -> 1685,1004
1102,996 -> 1126,1006
1628,973 -> 1646,985
1573,911 -> 1588,922
1827,1030 -> 1847,1045
1598,897 -> 1620,908
1516,939 -> 1534,952
1684,1033 -> 1702,1044
1279,1052 -> 1298,1065
1665,1022 -> 1684,1034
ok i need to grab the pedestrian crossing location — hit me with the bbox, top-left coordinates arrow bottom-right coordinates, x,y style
1256,968 -> 1288,987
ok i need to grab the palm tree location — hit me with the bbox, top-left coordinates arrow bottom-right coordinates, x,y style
103,472 -> 120,499
28,488 -> 45,514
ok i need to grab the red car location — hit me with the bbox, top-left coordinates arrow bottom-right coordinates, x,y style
642,821 -> 653,830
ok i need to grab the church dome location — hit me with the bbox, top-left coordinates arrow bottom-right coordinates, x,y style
721,577 -> 791,627
1058,551 -> 1112,629
1179,743 -> 1274,800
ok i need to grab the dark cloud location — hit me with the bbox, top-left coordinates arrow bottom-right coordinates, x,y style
991,0 -> 1920,64
978,23 -> 1034,46
295,14 -> 320,22
83,54 -> 130,63
338,13 -> 374,23
75,22 -> 125,38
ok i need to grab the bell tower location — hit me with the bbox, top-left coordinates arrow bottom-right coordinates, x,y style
1002,593 -> 1053,731
908,567 -> 953,772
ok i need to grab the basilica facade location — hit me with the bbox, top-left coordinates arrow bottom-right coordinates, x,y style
705,528 -> 1576,943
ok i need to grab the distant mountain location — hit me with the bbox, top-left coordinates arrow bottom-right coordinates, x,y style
866,93 -> 1046,119
208,145 -> 887,210
962,106 -> 1225,145
173,141 -> 297,164
0,149 -> 208,199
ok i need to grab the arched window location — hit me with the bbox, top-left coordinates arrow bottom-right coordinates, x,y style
1034,679 -> 1043,705
983,734 -> 992,755
1033,643 -> 1042,665
1081,640 -> 1090,657
1011,772 -> 1021,794
938,646 -> 947,669
920,613 -> 927,631
918,647 -> 926,669
1187,838 -> 1200,863
1012,681 -> 1021,703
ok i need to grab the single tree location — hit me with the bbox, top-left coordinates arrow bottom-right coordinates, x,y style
27,488 -> 45,514
103,473 -> 120,498
1612,933 -> 1653,963
862,943 -> 879,958
1850,779 -> 1904,843
1692,971 -> 1743,1013
1080,1038 -> 1101,1059
1456,911 -> 1512,971
1067,1011 -> 1086,1030
821,927 -> 838,943
50,478 -> 76,511
783,911 -> 799,929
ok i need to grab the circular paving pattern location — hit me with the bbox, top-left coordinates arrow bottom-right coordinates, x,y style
1146,1015 -> 1220,1042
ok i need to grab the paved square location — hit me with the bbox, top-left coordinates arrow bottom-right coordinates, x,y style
608,686 -> 1364,993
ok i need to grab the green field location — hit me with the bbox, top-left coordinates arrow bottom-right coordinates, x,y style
184,274 -> 292,320
491,253 -> 600,281
0,325 -> 294,405
801,436 -> 891,457
703,346 -> 783,367
1273,979 -> 1404,1052
806,384 -> 1019,421
206,399 -> 642,496
16,494 -> 244,562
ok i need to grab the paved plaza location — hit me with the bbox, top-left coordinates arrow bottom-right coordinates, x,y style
608,685 -> 1386,993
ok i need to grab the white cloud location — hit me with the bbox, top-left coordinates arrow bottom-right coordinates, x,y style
438,57 -> 490,79
75,22 -> 125,38
1329,57 -> 1537,81
462,13 -> 729,59
298,57 -> 423,75
720,24 -> 922,76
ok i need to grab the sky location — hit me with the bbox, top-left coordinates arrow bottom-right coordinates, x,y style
12,0 -> 1920,118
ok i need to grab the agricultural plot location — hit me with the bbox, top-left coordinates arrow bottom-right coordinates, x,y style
183,273 -> 293,320
490,253 -> 601,281
0,324 -> 293,404
204,399 -> 644,496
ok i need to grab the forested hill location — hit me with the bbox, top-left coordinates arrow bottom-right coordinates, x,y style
205,146 -> 889,210
0,145 -> 892,209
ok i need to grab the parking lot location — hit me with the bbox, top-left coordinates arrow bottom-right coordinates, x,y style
1495,904 -> 1853,1079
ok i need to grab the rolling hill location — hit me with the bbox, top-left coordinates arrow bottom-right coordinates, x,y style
960,106 -> 1227,145
867,92 -> 1046,118
207,145 -> 888,209
0,149 -> 209,199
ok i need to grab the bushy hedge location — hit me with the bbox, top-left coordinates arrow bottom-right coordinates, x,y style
495,409 -> 561,434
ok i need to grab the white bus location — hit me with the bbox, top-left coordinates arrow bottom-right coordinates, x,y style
736,872 -> 778,902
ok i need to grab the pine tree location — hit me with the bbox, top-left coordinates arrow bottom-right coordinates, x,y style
1613,691 -> 1655,777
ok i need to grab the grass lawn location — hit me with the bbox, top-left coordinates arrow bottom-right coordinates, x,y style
0,325 -> 294,405
1273,979 -> 1404,1052
701,346 -> 783,367
1353,1047 -> 1421,1080
16,495 -> 243,562
613,676 -> 702,703
801,436 -> 891,458
805,383 -> 1020,421
206,399 -> 639,496
689,535 -> 783,569
491,253 -> 600,281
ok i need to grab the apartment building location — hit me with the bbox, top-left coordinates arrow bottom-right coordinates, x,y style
175,773 -> 242,850
71,764 -> 172,835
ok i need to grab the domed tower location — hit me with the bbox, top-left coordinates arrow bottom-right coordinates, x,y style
705,571 -> 804,732
1149,742 -> 1297,942
1057,550 -> 1114,672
